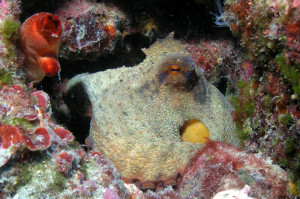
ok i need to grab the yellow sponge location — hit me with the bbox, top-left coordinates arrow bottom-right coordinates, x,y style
181,119 -> 210,143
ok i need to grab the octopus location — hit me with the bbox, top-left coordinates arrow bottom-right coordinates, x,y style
20,12 -> 62,83
66,33 -> 241,190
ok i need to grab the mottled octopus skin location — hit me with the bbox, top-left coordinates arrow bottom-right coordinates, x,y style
67,33 -> 241,189
20,12 -> 62,83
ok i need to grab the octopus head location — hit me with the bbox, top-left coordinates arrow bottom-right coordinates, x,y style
157,54 -> 201,91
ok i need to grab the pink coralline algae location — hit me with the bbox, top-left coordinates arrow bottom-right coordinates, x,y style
0,84 -> 77,167
0,0 -> 9,20
187,39 -> 237,76
293,0 -> 300,7
21,127 -> 51,151
177,141 -> 290,199
0,123 -> 22,167
241,59 -> 254,82
60,151 -> 130,198
103,188 -> 121,199
20,126 -> 74,152
285,1 -> 300,64
55,0 -> 131,59
0,124 -> 76,167
0,0 -> 20,20
0,85 -> 37,120
56,152 -> 74,173
186,39 -> 247,87
53,127 -> 74,143
1,85 -> 51,126
32,90 -> 50,112
285,20 -> 300,64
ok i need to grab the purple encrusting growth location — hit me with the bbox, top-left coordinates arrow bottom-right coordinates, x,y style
186,39 -> 250,95
178,141 -> 289,198
56,0 -> 131,60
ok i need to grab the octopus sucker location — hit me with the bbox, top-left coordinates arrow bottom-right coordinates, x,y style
66,33 -> 241,190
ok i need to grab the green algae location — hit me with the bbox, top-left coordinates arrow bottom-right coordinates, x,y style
16,163 -> 32,189
15,152 -> 67,193
290,154 -> 300,193
1,117 -> 36,131
16,153 -> 48,189
34,153 -> 67,192
279,158 -> 288,168
238,169 -> 255,185
275,53 -> 300,95
0,19 -> 20,40
263,94 -> 274,110
68,139 -> 83,150
80,162 -> 88,180
0,18 -> 20,61
49,170 -> 67,192
0,69 -> 13,84
236,80 -> 256,116
279,113 -> 295,128
231,80 -> 257,141
285,138 -> 297,154
284,141 -> 300,193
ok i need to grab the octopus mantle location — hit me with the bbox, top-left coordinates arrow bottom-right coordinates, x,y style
66,33 -> 241,188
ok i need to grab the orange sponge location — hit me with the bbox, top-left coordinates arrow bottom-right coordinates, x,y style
20,12 -> 62,83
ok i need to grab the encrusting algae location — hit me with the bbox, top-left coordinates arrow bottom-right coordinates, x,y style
66,33 -> 240,190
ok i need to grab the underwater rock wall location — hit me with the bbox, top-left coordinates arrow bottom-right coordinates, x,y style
224,1 -> 300,195
0,0 -> 298,198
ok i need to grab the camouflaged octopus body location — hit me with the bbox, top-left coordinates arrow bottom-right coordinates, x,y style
67,33 -> 240,185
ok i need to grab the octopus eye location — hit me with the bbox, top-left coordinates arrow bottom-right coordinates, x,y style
168,65 -> 180,74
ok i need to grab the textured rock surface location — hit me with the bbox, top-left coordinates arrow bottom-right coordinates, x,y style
66,33 -> 240,186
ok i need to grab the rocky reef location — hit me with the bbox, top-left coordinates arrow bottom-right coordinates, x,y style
56,0 -> 131,60
0,0 -> 299,198
224,0 -> 300,195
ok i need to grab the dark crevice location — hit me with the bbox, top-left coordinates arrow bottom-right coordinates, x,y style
61,82 -> 92,145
